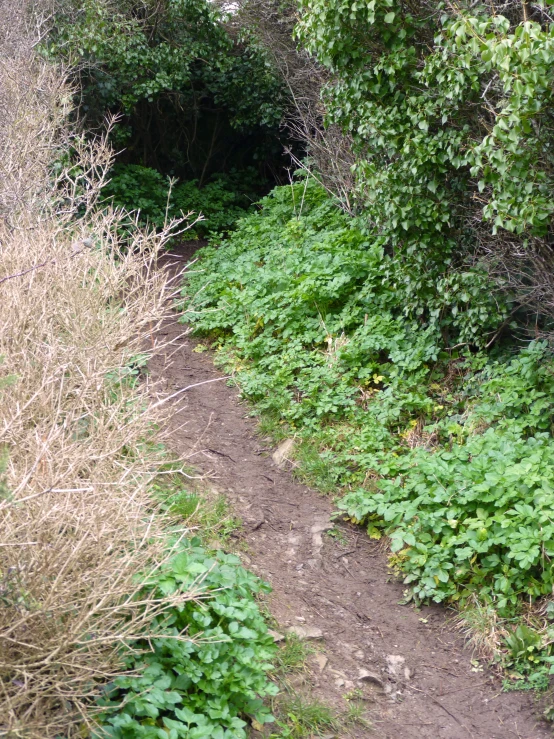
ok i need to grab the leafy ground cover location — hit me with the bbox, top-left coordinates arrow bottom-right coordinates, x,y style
102,164 -> 263,237
95,460 -> 358,739
96,537 -> 278,739
180,180 -> 554,694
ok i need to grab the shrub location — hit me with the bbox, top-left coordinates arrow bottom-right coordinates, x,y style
44,0 -> 286,181
296,1 -> 554,326
182,179 -> 508,427
0,14 -> 199,736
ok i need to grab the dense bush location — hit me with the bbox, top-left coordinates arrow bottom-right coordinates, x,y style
296,0 -> 554,283
181,181 -> 554,674
97,540 -> 277,739
0,9 -> 280,734
0,16 -> 211,734
179,1 -> 554,651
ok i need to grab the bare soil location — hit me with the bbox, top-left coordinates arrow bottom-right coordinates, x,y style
149,246 -> 552,739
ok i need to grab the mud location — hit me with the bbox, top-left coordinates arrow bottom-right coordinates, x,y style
149,246 -> 551,739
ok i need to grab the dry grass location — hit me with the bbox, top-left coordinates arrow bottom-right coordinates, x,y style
455,596 -> 509,662
0,6 -> 199,737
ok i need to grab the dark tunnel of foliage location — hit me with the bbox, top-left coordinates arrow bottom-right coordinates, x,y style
45,0 -> 296,189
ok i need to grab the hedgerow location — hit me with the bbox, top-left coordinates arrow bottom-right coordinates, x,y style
179,1 -> 554,691
0,8 -> 279,734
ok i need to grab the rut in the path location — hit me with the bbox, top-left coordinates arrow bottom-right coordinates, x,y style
149,248 -> 551,739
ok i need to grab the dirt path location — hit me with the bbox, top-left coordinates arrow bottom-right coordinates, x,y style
149,248 -> 551,739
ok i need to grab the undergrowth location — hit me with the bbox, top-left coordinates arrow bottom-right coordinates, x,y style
95,537 -> 278,739
156,472 -> 242,545
272,634 -> 313,678
180,179 -> 554,698
102,164 -> 263,238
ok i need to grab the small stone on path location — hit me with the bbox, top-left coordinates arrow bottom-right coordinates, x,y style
314,653 -> 328,672
386,654 -> 412,680
272,438 -> 295,467
358,669 -> 384,688
286,624 -> 324,640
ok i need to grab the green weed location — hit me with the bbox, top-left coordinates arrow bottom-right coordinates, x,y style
344,694 -> 371,730
293,437 -> 343,494
95,540 -> 278,738
456,597 -> 505,659
152,464 -> 242,544
268,634 -> 347,737
503,668 -> 551,693
270,695 -> 337,739
326,527 -> 348,546
273,634 -> 314,678
101,164 -> 262,237
170,490 -> 241,543
256,412 -> 290,445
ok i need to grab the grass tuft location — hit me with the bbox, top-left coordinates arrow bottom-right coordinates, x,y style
271,695 -> 338,738
273,634 -> 315,677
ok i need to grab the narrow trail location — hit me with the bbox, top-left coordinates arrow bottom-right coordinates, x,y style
150,247 -> 551,739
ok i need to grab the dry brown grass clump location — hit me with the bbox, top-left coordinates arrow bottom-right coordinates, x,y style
0,6 -> 197,736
